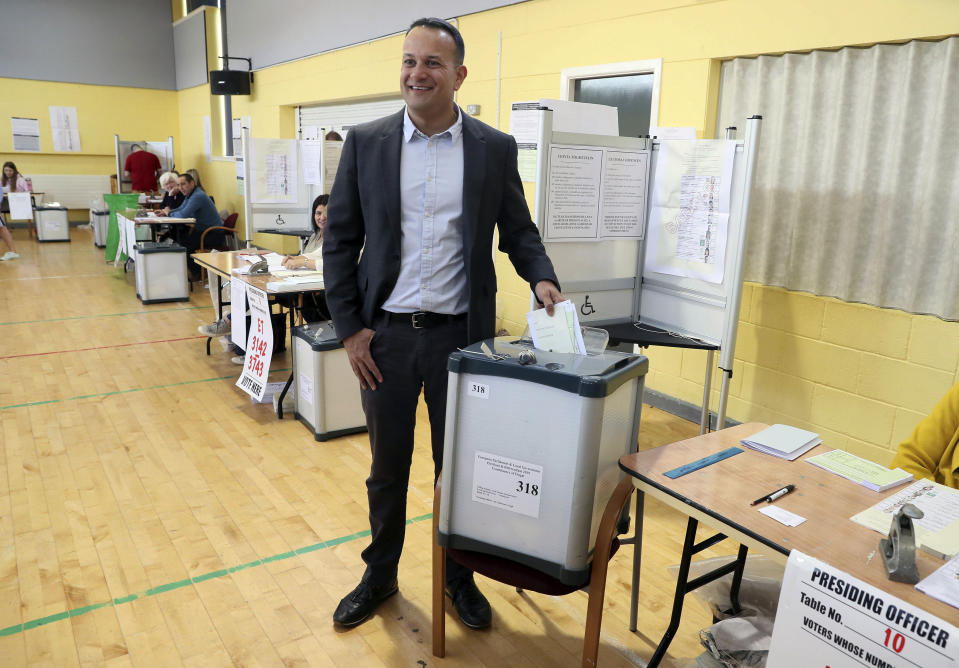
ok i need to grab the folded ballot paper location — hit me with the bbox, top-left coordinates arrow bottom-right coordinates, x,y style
740,424 -> 822,460
526,300 -> 587,355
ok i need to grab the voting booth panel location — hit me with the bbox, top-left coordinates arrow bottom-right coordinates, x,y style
114,136 -> 175,194
133,242 -> 188,304
439,338 -> 647,585
292,323 -> 367,442
35,205 -> 70,242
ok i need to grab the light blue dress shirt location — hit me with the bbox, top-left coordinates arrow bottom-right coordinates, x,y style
382,108 -> 466,315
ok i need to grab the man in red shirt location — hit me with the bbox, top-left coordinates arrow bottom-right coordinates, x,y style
123,144 -> 161,192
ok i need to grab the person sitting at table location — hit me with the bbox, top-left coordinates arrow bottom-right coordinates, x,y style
158,171 -> 183,210
162,172 -> 222,280
890,381 -> 959,488
280,194 -> 330,322
186,168 -> 214,206
0,161 -> 30,261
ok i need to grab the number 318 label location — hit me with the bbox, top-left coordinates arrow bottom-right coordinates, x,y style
472,451 -> 543,518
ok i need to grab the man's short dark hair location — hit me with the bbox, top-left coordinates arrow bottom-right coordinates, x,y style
180,172 -> 195,184
407,17 -> 464,67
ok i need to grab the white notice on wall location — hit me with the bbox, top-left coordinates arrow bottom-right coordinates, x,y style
49,106 -> 81,152
300,140 -> 322,186
11,117 -> 40,152
767,551 -> 958,667
252,138 -> 297,204
235,286 -> 273,401
472,451 -> 543,519
323,139 -> 342,194
601,149 -> 650,239
509,101 -> 541,146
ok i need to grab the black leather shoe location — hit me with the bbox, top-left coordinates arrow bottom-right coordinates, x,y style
332,579 -> 398,627
445,577 -> 492,629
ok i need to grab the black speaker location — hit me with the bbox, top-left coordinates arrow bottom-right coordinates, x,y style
210,70 -> 251,96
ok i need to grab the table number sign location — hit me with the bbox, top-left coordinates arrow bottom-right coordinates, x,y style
768,551 -> 957,667
235,285 -> 273,401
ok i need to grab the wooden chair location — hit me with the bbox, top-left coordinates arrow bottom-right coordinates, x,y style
199,212 -> 239,252
432,474 -> 635,667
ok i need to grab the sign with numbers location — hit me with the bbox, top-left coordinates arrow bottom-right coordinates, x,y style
471,451 -> 543,519
235,285 -> 273,401
767,551 -> 958,668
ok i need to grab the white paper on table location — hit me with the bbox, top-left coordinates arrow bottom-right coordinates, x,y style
758,505 -> 806,527
916,552 -> 959,610
539,98 -> 618,136
231,280 -> 247,351
7,192 -> 33,220
261,252 -> 287,270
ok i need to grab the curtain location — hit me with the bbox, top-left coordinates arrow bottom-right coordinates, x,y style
716,38 -> 959,319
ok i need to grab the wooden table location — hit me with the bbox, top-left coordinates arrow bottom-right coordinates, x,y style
620,423 -> 956,666
192,250 -> 326,418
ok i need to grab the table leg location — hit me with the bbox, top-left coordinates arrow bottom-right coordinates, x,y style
628,491 -> 644,632
727,544 -> 749,615
275,302 -> 297,420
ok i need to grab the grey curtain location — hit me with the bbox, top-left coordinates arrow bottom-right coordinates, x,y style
717,38 -> 959,319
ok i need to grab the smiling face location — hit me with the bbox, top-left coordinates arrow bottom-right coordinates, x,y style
400,26 -> 466,130
314,203 -> 327,235
3,166 -> 13,180
163,178 -> 178,194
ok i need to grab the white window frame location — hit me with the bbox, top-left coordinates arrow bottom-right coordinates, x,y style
559,58 -> 662,132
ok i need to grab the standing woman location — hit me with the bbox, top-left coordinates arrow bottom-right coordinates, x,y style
0,161 -> 30,260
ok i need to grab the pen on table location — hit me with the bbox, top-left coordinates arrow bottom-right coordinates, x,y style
751,484 -> 796,506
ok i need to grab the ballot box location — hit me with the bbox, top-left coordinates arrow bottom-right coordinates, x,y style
35,205 -> 70,242
438,337 -> 647,586
292,322 -> 367,441
90,208 -> 109,248
133,242 -> 188,304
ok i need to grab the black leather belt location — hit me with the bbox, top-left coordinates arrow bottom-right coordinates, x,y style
388,311 -> 467,329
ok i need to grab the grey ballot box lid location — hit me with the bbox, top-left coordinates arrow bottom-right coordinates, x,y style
293,322 -> 343,351
36,205 -> 67,211
134,241 -> 186,254
447,337 -> 648,398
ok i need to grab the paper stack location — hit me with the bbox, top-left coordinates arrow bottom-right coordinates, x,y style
805,449 -> 913,492
526,300 -> 587,355
739,424 -> 822,461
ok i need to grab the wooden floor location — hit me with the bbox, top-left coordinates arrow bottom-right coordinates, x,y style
0,227 -> 742,667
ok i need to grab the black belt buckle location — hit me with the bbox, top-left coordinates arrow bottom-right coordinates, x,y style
411,311 -> 427,328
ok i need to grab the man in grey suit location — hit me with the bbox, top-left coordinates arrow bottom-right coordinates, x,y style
323,17 -> 562,630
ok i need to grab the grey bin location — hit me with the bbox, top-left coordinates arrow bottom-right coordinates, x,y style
90,208 -> 109,248
292,322 -> 367,441
133,242 -> 188,304
438,337 -> 648,586
35,205 -> 70,242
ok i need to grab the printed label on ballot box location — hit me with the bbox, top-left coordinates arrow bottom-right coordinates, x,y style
767,551 -> 957,668
235,286 -> 273,401
472,451 -> 543,519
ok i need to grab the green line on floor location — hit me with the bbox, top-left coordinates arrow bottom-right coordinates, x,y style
0,368 -> 293,411
0,305 -> 211,326
0,515 -> 431,638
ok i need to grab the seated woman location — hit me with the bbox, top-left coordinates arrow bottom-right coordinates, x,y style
281,194 -> 329,322
890,381 -> 959,488
0,161 -> 30,260
158,171 -> 184,210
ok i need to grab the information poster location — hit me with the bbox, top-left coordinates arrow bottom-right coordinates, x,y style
767,551 -> 958,668
471,451 -> 543,519
11,117 -> 40,152
235,286 -> 273,401
510,101 -> 541,183
49,106 -> 81,152
544,144 -> 649,242
645,139 -> 735,283
251,138 -> 297,204
323,139 -> 342,194
300,140 -> 322,185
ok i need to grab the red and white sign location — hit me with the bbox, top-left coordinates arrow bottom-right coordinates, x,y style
235,285 -> 273,401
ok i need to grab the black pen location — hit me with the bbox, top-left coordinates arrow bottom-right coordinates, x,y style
751,484 -> 796,506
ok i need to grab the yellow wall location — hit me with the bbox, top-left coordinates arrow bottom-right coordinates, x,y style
10,0 -> 959,464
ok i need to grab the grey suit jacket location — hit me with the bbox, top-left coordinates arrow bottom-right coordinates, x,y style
322,108 -> 558,344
